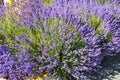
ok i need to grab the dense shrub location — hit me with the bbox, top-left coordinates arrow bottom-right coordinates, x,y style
0,0 -> 120,80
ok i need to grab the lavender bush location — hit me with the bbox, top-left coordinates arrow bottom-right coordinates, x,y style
0,0 -> 120,80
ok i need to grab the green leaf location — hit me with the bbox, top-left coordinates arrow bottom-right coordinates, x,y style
100,33 -> 113,46
0,20 -> 4,29
46,18 -> 60,30
50,48 -> 55,57
5,17 -> 15,27
42,0 -> 52,4
74,34 -> 82,41
20,43 -> 30,49
96,27 -> 104,35
0,32 -> 5,40
71,41 -> 86,51
105,33 -> 113,42
66,60 -> 74,69
0,32 -> 5,44
91,15 -> 101,29
29,42 -> 39,50
5,38 -> 15,44
38,19 -> 45,31
8,45 -> 21,53
94,0 -> 108,4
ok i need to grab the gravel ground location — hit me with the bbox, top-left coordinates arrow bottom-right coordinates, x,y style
90,53 -> 120,80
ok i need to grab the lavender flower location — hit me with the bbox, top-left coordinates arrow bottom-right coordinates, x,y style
0,0 -> 120,80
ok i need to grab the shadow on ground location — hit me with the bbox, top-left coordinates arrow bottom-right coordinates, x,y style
90,53 -> 120,80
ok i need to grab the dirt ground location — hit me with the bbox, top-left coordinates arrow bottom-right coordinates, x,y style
90,53 -> 120,80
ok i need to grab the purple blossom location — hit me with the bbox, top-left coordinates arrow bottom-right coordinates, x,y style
0,0 -> 120,80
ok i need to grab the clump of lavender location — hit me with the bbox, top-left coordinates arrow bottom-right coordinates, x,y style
0,0 -> 120,80
0,45 -> 35,80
